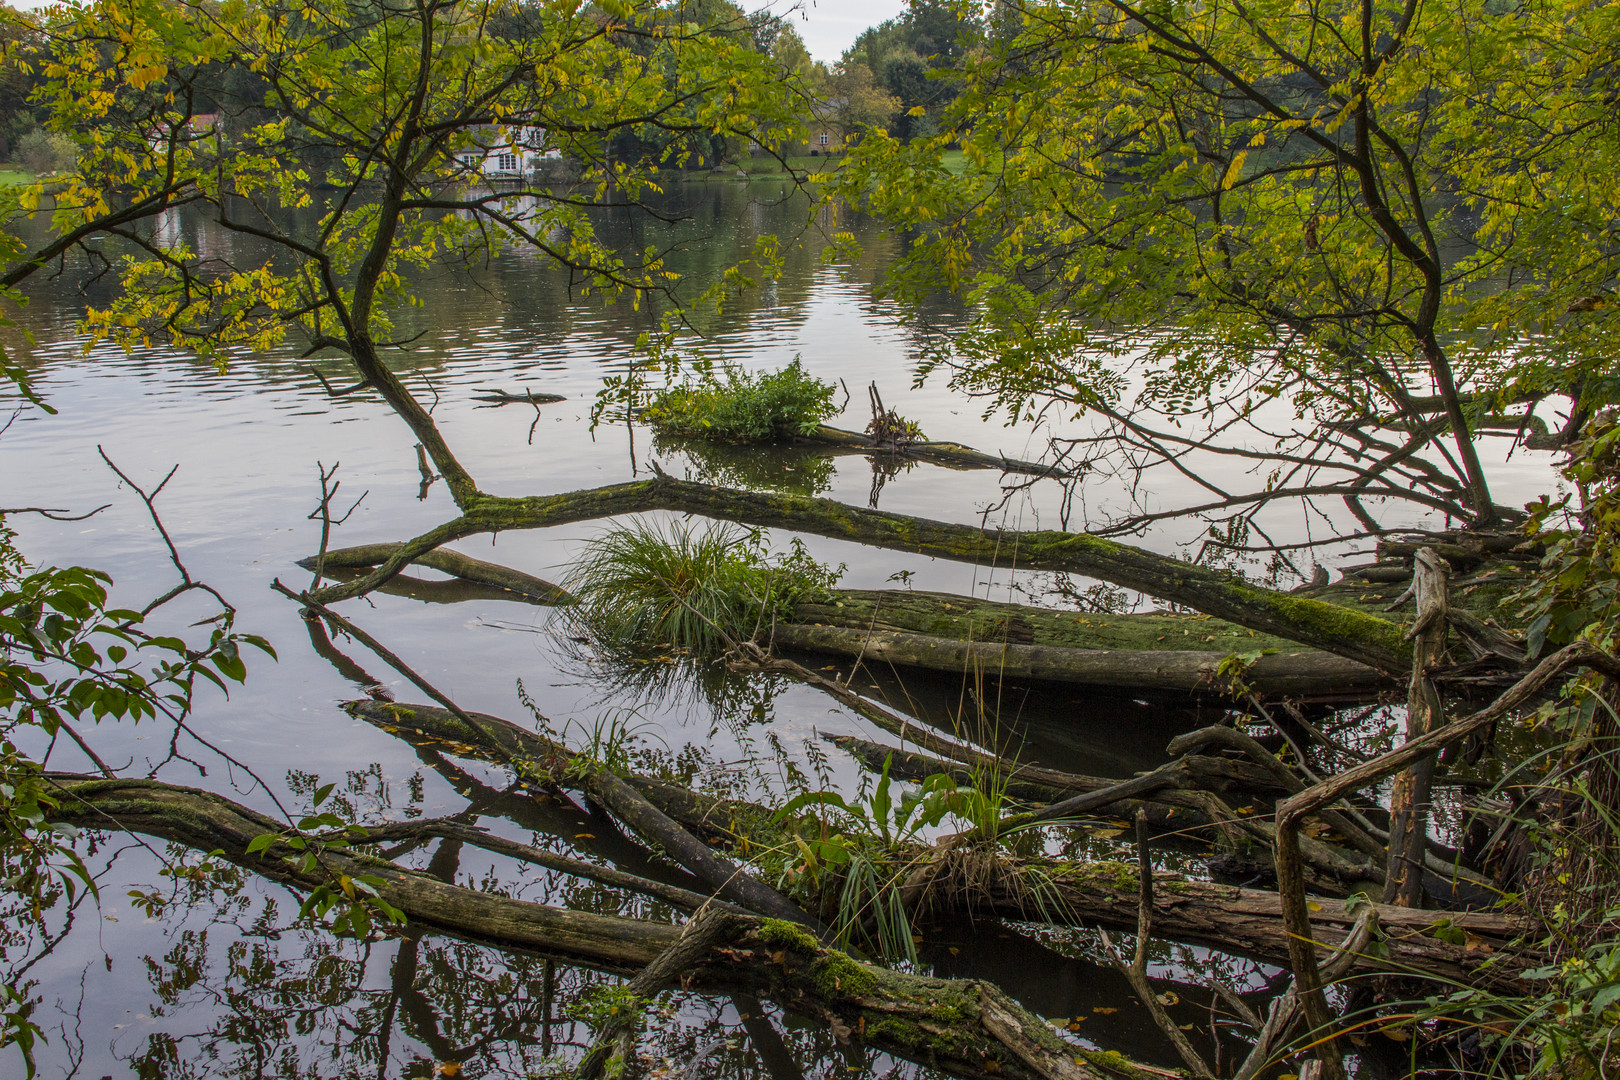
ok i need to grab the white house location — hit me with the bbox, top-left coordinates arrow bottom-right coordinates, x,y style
455,125 -> 561,180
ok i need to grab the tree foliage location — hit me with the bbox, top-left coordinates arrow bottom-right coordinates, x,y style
840,0 -> 1620,533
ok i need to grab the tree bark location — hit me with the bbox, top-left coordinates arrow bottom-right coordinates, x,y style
42,773 -> 1171,1080
773,622 -> 1390,699
1383,548 -> 1449,906
799,425 -> 1072,477
316,476 -> 1413,671
353,701 -> 1538,988
300,542 -> 573,604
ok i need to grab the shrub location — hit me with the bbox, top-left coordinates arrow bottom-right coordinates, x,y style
563,519 -> 842,655
13,129 -> 77,177
642,358 -> 838,443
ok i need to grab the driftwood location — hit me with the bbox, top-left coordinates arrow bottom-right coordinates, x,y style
354,700 -> 1537,988
1384,548 -> 1450,905
799,424 -> 1073,478
773,622 -> 1389,699
300,541 -> 573,604
308,475 -> 1417,672
39,773 -> 1163,1080
472,387 -> 567,404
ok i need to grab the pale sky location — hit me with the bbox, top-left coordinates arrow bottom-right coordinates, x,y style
755,0 -> 909,62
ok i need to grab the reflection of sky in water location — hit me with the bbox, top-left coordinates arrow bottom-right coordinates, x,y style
0,184 -> 1556,1076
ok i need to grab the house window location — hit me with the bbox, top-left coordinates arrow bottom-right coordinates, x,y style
498,153 -> 519,172
818,133 -> 830,146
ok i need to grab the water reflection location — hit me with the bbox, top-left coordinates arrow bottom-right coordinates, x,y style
652,432 -> 839,498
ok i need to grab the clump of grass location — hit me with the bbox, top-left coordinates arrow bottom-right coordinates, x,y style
564,519 -> 842,655
642,358 -> 838,443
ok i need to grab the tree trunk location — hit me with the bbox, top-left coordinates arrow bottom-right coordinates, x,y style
350,701 -> 1538,988
1383,548 -> 1449,906
316,476 -> 1414,671
44,773 -> 1165,1080
300,541 -> 573,604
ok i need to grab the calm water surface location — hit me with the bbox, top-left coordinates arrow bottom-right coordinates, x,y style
0,183 -> 1556,1078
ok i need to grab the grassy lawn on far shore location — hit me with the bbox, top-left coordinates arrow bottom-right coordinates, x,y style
0,168 -> 34,185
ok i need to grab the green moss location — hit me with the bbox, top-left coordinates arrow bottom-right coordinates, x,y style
810,949 -> 881,999
1051,859 -> 1137,891
755,918 -> 820,956
1244,584 -> 1411,660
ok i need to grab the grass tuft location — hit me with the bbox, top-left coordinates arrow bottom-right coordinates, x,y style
563,518 -> 841,656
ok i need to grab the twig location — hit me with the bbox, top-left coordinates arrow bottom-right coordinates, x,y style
271,579 -> 477,729
97,447 -> 234,619
305,461 -> 366,589
0,504 -> 111,522
1100,810 -> 1215,1077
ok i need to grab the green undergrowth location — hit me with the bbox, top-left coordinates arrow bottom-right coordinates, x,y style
563,518 -> 842,655
642,358 -> 838,443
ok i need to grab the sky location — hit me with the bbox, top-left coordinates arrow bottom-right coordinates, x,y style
755,0 -> 908,62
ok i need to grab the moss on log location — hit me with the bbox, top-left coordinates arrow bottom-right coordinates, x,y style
354,700 -> 1537,989
773,622 -> 1389,700
43,772 -> 1165,1080
801,425 -> 1070,477
796,591 -> 1293,653
437,477 -> 1415,671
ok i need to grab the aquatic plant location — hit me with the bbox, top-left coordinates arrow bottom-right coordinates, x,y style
563,518 -> 842,655
642,358 -> 838,443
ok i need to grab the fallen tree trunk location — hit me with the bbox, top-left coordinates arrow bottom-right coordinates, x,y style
353,700 -> 1537,988
793,591 -> 1297,654
40,773 -> 1159,1080
301,542 -> 573,604
800,425 -> 1072,478
312,476 -> 1413,672
773,623 -> 1390,699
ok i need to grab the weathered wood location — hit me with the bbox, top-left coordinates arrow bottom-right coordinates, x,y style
472,387 -> 567,404
40,773 -> 1161,1080
800,425 -> 1071,478
584,770 -> 832,938
1270,643 -> 1620,1078
345,700 -> 822,935
358,700 -> 1537,987
1384,548 -> 1449,906
793,591 -> 1295,654
312,476 -> 1415,671
301,541 -> 573,604
772,622 -> 1391,699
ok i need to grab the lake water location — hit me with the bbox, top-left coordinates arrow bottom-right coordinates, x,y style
0,181 -> 1557,1078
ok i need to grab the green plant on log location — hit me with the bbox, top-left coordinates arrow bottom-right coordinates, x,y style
770,754 -> 1022,965
564,518 -> 842,656
641,357 -> 838,443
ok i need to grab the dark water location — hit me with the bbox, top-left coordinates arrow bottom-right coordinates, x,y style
0,181 -> 1551,1078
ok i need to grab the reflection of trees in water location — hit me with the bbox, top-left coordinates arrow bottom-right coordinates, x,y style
544,630 -> 792,745
113,864 -> 927,1080
653,432 -> 838,498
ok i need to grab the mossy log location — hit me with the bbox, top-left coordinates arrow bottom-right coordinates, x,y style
312,476 -> 1414,671
39,773 -> 1162,1080
800,425 -> 1071,478
354,701 -> 1537,988
343,699 -> 821,934
300,542 -> 573,604
773,622 -> 1389,700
